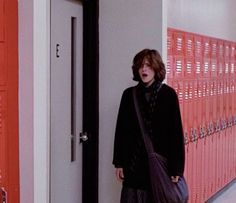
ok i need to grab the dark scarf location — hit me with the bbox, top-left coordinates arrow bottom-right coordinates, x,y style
128,80 -> 162,173
137,80 -> 162,136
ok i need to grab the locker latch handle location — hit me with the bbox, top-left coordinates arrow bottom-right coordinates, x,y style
234,116 -> 236,125
199,126 -> 206,139
221,119 -> 227,129
190,128 -> 198,142
184,132 -> 189,145
228,117 -> 232,127
207,122 -> 214,135
0,187 -> 7,203
215,120 -> 221,132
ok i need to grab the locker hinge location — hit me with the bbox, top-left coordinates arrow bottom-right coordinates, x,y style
0,187 -> 7,203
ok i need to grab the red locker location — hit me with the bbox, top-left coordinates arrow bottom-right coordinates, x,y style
167,28 -> 236,203
224,41 -> 230,61
0,1 -> 19,202
0,0 -> 4,41
208,80 -> 214,133
167,28 -> 173,56
203,58 -> 211,78
173,31 -> 185,56
173,56 -> 185,79
211,38 -> 218,59
230,43 -> 235,61
201,80 -> 207,127
230,61 -> 235,79
182,80 -> 191,202
0,43 -> 6,85
217,40 -> 224,60
234,43 -> 236,60
166,55 -> 174,79
211,58 -> 218,78
218,60 -> 224,79
194,57 -> 203,79
203,37 -> 211,59
185,33 -> 194,58
182,80 -> 189,131
194,35 -> 203,58
185,57 -> 194,79
224,59 -> 230,80
220,129 -> 225,189
0,91 -> 7,186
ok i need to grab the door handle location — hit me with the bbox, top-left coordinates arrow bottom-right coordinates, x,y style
71,132 -> 89,162
79,132 -> 89,142
0,187 -> 7,203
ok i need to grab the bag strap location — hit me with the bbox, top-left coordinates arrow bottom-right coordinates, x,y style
132,83 -> 163,154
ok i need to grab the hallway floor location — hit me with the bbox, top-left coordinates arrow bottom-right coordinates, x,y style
207,180 -> 236,203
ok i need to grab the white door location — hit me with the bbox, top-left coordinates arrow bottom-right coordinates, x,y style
50,0 -> 83,202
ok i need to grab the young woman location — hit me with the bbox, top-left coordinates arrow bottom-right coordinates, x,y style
113,49 -> 185,202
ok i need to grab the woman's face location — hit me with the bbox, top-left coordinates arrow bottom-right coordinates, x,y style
138,59 -> 155,86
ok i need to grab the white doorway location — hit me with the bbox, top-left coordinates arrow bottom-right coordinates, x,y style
50,0 -> 83,202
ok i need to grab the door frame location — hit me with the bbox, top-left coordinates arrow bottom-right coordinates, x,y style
32,0 -> 99,202
49,0 -> 100,202
82,0 -> 99,203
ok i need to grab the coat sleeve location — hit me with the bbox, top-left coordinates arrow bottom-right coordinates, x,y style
112,89 -> 128,168
168,90 -> 185,176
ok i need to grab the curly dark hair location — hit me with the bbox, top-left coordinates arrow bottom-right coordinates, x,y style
132,49 -> 166,82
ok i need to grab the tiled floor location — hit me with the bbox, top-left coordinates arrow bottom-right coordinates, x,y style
207,180 -> 236,203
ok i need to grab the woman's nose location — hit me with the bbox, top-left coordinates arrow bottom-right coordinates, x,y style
140,65 -> 147,70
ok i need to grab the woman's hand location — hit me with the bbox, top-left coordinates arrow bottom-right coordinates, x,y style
115,168 -> 124,182
171,176 -> 180,183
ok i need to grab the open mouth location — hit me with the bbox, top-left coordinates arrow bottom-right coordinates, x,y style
142,73 -> 148,77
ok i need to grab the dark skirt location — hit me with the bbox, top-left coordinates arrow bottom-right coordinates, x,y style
120,186 -> 154,203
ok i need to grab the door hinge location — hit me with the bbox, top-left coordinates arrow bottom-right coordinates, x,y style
0,187 -> 7,203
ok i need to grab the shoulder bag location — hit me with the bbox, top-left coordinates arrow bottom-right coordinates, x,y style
133,85 -> 189,203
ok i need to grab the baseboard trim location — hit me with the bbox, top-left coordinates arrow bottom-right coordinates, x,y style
206,178 -> 236,203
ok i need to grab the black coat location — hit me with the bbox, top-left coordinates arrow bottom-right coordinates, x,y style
112,83 -> 185,190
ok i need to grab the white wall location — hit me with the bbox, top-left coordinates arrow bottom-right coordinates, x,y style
33,0 -> 51,202
168,0 -> 236,41
19,1 -> 34,203
99,1 -> 167,202
19,0 -> 50,203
